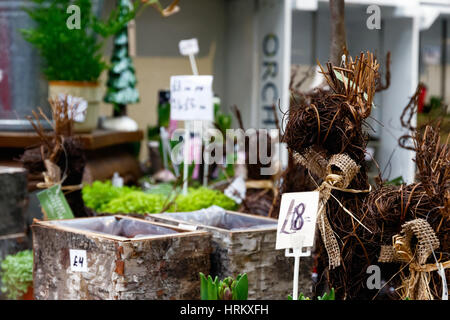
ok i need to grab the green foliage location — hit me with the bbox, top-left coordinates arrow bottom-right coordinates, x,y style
317,288 -> 335,300
82,182 -> 238,214
81,180 -> 136,212
174,187 -> 238,212
101,191 -> 167,214
385,176 -> 404,186
21,0 -> 140,81
200,273 -> 248,300
288,288 -> 335,300
214,103 -> 232,135
0,250 -> 33,300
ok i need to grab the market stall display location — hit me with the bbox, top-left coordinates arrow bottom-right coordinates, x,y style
32,215 -> 211,300
147,206 -> 307,299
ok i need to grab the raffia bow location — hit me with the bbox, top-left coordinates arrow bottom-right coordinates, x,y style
293,147 -> 371,269
379,218 -> 449,300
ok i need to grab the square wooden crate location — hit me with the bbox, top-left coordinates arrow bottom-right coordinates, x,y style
147,207 -> 309,299
32,215 -> 211,300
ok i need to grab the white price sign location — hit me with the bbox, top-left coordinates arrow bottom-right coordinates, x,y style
179,38 -> 199,56
69,249 -> 88,272
276,191 -> 319,250
170,75 -> 214,121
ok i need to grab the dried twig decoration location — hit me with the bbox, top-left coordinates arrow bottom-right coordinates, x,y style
21,96 -> 88,217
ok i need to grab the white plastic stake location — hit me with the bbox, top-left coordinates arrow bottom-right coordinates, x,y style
285,235 -> 310,300
203,142 -> 209,187
160,127 -> 169,170
182,42 -> 199,194
189,54 -> 199,76
183,121 -> 190,195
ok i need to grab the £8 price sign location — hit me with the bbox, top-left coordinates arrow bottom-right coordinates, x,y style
170,75 -> 214,121
275,191 -> 320,250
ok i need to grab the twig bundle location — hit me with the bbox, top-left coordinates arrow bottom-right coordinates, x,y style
279,51 -> 385,299
20,96 -> 88,217
363,121 -> 449,299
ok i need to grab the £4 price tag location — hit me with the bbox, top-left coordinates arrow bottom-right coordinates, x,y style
69,249 -> 88,272
275,191 -> 319,250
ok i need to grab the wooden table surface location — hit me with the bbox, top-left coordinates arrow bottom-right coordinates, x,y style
0,129 -> 144,150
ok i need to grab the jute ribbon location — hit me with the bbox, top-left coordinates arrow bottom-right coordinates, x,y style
293,147 -> 371,269
379,218 -> 449,300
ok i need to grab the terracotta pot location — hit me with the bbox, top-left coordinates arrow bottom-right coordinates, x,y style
21,286 -> 33,300
48,81 -> 101,133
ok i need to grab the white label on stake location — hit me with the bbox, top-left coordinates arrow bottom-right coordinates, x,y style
70,249 -> 88,272
179,38 -> 199,56
276,191 -> 319,250
170,75 -> 213,121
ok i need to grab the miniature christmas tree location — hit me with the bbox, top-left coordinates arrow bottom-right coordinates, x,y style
104,0 -> 140,117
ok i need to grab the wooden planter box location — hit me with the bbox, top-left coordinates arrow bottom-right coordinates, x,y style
32,215 -> 211,300
147,206 -> 306,300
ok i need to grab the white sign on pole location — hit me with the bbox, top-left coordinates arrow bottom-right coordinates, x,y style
179,38 -> 199,56
170,75 -> 214,121
276,191 -> 319,250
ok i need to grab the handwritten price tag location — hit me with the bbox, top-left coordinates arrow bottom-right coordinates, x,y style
275,191 -> 319,250
170,75 -> 214,121
69,249 -> 88,272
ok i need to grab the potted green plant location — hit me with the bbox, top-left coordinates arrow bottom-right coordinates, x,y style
0,250 -> 34,300
21,0 -> 142,132
22,0 -> 179,133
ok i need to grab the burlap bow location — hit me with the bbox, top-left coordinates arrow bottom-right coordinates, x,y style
379,218 -> 450,300
293,147 -> 371,269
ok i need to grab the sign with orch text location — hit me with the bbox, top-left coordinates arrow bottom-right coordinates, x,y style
37,184 -> 74,220
70,249 -> 88,272
170,75 -> 214,121
276,191 -> 320,250
179,38 -> 199,56
257,0 -> 291,128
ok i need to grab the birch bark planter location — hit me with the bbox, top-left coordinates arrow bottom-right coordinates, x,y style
147,206 -> 304,300
48,81 -> 101,133
31,215 -> 211,300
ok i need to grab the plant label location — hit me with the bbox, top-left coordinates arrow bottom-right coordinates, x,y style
276,191 -> 319,250
69,249 -> 88,272
37,184 -> 74,220
170,75 -> 214,121
179,38 -> 199,56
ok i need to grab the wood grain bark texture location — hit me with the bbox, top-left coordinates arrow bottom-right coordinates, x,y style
32,223 -> 211,300
146,215 -> 313,299
0,167 -> 28,236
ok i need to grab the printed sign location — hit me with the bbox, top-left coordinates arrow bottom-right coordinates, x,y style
70,249 -> 88,272
170,75 -> 214,121
179,38 -> 199,56
37,184 -> 74,220
276,191 -> 319,250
